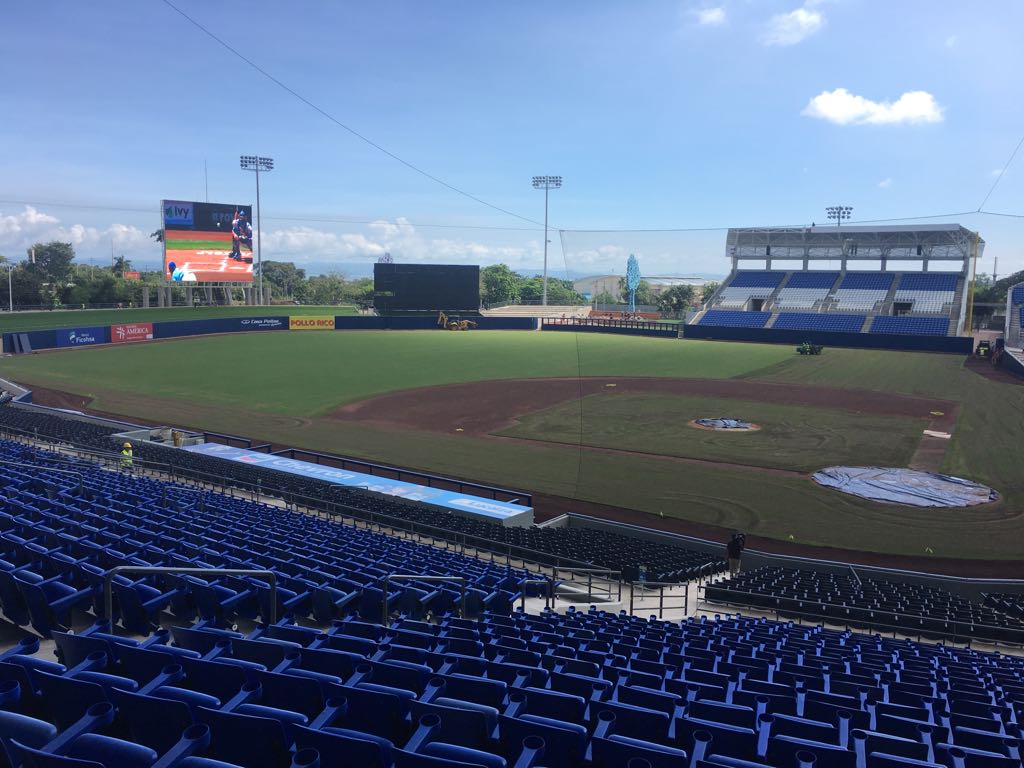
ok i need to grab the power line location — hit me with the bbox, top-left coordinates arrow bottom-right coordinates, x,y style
159,0 -> 543,228
977,132 -> 1024,211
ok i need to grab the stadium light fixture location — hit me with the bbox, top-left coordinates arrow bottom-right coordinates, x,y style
825,205 -> 853,228
240,155 -> 274,304
531,176 -> 562,307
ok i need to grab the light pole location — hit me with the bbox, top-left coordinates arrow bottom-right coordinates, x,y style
3,262 -> 13,312
825,205 -> 853,228
532,175 -> 562,307
240,155 -> 274,304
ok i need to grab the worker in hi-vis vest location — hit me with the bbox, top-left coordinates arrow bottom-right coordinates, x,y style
120,441 -> 133,470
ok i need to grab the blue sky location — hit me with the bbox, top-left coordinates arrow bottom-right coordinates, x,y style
1,0 -> 1021,278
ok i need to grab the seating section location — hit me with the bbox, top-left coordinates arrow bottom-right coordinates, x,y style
697,310 -> 770,328
985,593 -> 1024,620
0,439 -> 541,637
772,313 -> 865,333
773,272 -> 839,310
870,316 -> 950,336
1,609 -> 1024,768
832,273 -> 894,312
715,272 -> 786,308
897,273 -> 959,292
705,566 -> 1024,644
892,273 -> 958,314
0,408 -> 724,584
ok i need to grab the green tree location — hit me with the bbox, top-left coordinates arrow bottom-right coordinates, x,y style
656,284 -> 696,316
480,263 -> 522,306
260,261 -> 307,298
340,277 -> 374,306
519,275 -> 583,305
617,277 -> 655,307
112,255 -> 133,275
700,281 -> 720,304
593,290 -> 616,305
303,273 -> 348,305
24,242 -> 76,306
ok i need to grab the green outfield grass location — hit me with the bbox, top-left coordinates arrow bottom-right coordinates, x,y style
1,331 -> 1022,560
0,305 -> 357,333
498,392 -> 925,472
0,332 -> 793,415
165,239 -> 241,250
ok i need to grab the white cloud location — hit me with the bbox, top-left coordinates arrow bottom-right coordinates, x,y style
0,206 -> 59,238
878,178 -> 892,188
694,7 -> 727,26
990,168 -> 1007,178
945,35 -> 958,48
802,88 -> 944,125
0,206 -> 156,263
261,217 -> 544,270
763,6 -> 824,46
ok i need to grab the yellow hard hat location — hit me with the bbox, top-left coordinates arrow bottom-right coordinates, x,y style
123,442 -> 132,449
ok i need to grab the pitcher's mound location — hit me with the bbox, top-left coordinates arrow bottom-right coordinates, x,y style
688,418 -> 761,432
813,466 -> 998,508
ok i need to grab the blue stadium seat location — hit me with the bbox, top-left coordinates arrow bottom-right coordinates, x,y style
698,311 -> 771,328
772,313 -> 865,333
869,316 -> 949,336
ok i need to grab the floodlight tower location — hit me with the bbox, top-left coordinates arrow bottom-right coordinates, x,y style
240,155 -> 274,304
531,175 -> 562,307
825,205 -> 853,228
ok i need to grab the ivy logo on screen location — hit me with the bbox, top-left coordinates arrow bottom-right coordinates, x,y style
163,201 -> 194,226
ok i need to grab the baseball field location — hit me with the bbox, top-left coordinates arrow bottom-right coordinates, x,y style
2,327 -> 1022,566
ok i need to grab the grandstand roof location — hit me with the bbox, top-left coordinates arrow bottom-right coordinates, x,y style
727,223 -> 984,262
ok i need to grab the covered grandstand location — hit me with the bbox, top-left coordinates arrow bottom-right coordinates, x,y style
693,224 -> 983,339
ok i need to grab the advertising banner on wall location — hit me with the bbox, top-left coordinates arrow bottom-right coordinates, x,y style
55,326 -> 108,348
289,316 -> 335,331
110,322 -> 154,344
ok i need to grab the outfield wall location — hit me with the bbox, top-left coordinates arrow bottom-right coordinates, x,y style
683,323 -> 974,354
2,314 -> 536,353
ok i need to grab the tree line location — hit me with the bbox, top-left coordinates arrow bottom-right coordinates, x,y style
1,241 -> 720,313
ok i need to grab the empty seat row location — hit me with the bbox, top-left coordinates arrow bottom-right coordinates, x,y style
698,311 -> 771,328
869,316 -> 950,336
0,408 -> 725,584
772,313 -> 866,333
705,566 -> 1024,645
1,607 -> 1023,768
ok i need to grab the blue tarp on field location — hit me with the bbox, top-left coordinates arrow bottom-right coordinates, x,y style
184,442 -> 533,525
813,466 -> 998,508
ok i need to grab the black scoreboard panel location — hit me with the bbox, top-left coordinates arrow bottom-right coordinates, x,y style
373,263 -> 480,313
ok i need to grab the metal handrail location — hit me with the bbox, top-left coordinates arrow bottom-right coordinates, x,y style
382,574 -> 467,620
553,567 -> 623,604
103,566 -> 278,630
628,581 -> 690,619
520,578 -> 554,611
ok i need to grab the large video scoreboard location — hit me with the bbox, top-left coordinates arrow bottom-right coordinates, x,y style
373,263 -> 480,313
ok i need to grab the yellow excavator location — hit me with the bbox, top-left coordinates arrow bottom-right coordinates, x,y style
437,311 -> 477,331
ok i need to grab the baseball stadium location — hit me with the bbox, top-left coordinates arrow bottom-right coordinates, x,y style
3,2 -> 1024,766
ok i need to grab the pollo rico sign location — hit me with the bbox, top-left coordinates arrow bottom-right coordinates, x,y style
110,322 -> 154,344
289,316 -> 335,331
